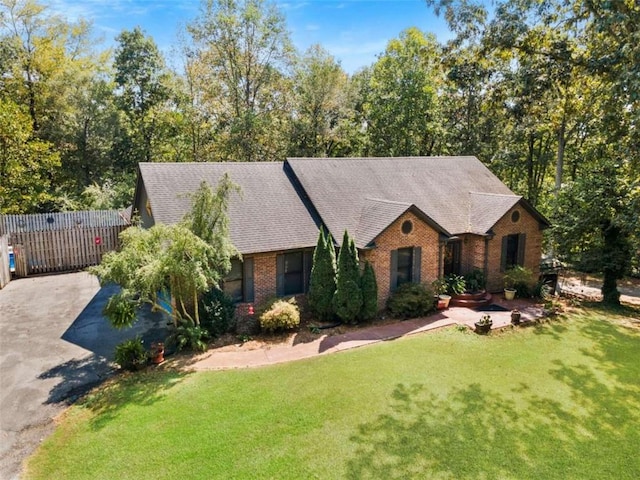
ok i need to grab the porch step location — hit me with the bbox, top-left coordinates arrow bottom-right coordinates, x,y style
449,291 -> 493,308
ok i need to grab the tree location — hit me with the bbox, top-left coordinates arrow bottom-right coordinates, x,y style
364,27 -> 444,156
0,98 -> 60,213
91,174 -> 238,327
333,231 -> 362,324
188,0 -> 294,162
183,175 -> 240,274
552,160 -> 637,305
289,45 -> 350,157
1,0 -> 112,202
360,261 -> 378,321
113,27 -> 172,165
92,224 -> 219,327
308,227 -> 337,321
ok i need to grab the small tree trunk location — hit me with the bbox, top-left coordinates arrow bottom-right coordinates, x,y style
600,220 -> 627,306
193,289 -> 200,326
602,269 -> 620,305
555,115 -> 566,197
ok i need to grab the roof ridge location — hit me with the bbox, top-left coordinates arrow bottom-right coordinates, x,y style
469,191 -> 521,198
288,156 -> 478,162
140,161 -> 284,166
364,197 -> 413,207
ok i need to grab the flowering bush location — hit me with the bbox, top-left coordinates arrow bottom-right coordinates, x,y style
259,299 -> 300,332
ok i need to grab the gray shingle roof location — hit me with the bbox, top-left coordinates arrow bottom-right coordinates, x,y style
286,156 -> 523,245
469,192 -> 521,235
138,162 -> 320,255
355,198 -> 413,248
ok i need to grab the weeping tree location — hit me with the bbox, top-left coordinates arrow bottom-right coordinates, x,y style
91,176 -> 238,327
308,227 -> 337,321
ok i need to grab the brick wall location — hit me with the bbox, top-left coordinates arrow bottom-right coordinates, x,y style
361,211 -> 441,310
233,204 -> 544,319
252,252 -> 278,305
234,249 -> 311,323
485,205 -> 544,292
459,234 -> 486,274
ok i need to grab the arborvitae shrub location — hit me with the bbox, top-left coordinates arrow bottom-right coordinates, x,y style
333,231 -> 363,324
308,227 -> 337,321
360,261 -> 378,321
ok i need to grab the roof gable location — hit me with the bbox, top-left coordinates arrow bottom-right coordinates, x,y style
137,162 -> 319,254
469,192 -> 522,235
354,198 -> 448,248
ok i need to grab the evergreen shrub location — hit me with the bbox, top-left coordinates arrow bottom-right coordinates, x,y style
387,283 -> 435,319
360,261 -> 378,321
333,231 -> 363,324
199,287 -> 236,337
308,228 -> 337,321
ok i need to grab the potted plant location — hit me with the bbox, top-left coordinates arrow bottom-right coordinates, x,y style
503,266 -> 534,300
432,278 -> 451,309
445,274 -> 466,295
511,308 -> 521,325
463,268 -> 486,293
150,341 -> 165,364
474,314 -> 493,334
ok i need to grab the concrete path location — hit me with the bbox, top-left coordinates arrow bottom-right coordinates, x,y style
0,272 -> 168,480
191,299 -> 544,371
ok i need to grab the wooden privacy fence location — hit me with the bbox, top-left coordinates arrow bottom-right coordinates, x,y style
0,235 -> 10,288
2,210 -> 129,278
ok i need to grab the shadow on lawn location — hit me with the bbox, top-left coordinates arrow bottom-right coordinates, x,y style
347,320 -> 640,479
79,369 -> 189,431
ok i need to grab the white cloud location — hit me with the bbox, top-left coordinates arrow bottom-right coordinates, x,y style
279,1 -> 311,11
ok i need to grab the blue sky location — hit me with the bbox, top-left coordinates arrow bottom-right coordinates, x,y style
49,0 -> 453,74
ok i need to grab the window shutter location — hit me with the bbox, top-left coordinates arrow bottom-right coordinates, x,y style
243,257 -> 254,303
412,246 -> 422,283
500,236 -> 508,272
303,250 -> 313,292
390,250 -> 398,292
517,233 -> 527,266
276,254 -> 285,297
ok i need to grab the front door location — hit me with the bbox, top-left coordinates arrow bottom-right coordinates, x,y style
444,241 -> 461,276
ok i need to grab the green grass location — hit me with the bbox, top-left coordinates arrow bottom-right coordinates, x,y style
25,306 -> 640,479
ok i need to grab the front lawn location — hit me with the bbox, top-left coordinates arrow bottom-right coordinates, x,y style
25,306 -> 640,479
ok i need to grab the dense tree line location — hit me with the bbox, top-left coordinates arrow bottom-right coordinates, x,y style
1,0 -> 638,300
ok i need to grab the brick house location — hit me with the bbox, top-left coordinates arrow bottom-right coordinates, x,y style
133,157 -> 549,312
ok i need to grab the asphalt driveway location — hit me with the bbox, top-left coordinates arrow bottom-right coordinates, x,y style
0,272 -> 168,480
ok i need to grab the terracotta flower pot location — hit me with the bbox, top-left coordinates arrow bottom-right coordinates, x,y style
438,294 -> 451,309
151,342 -> 165,364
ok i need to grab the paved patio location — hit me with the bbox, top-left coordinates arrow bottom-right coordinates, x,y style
191,298 -> 544,371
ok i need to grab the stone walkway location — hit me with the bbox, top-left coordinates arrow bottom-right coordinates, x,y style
190,299 -> 544,371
